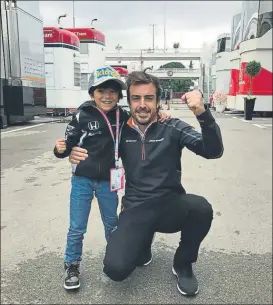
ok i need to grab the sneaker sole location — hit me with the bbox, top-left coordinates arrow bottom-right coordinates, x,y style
64,283 -> 80,290
142,256 -> 153,266
172,266 -> 199,296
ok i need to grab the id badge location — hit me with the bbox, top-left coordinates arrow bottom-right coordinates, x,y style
110,167 -> 125,192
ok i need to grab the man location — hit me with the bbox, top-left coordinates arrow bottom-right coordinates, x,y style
69,71 -> 224,296
166,89 -> 171,110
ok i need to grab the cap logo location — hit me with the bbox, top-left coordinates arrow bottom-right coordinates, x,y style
96,67 -> 121,79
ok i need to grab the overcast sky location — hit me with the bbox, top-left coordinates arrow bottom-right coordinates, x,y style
38,1 -> 243,50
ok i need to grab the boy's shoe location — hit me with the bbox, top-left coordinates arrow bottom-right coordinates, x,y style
172,262 -> 199,296
64,261 -> 80,290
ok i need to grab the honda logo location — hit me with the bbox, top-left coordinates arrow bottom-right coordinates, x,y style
88,121 -> 99,130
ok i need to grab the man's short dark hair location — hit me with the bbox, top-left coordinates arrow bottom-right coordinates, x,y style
89,80 -> 123,100
126,71 -> 162,104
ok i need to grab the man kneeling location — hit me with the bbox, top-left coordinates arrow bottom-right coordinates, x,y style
69,71 -> 224,296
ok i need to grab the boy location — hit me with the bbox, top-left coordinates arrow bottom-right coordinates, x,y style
54,66 -> 169,290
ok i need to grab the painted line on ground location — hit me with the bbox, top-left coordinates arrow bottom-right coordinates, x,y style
253,124 -> 266,129
1,123 -> 45,134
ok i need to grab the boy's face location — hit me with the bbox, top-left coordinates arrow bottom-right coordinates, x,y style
91,81 -> 120,113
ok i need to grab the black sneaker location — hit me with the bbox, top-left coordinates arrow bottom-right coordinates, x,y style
172,263 -> 199,296
64,261 -> 80,290
136,249 -> 153,267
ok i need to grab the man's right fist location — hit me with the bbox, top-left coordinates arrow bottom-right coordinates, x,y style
55,139 -> 66,153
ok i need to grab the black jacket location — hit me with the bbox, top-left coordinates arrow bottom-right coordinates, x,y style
119,106 -> 224,209
54,101 -> 130,181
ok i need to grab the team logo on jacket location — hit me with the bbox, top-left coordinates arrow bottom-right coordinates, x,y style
88,121 -> 99,130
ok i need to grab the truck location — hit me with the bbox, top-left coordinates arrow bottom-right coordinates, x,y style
0,0 -> 46,129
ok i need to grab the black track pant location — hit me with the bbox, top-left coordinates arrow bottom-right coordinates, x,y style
103,193 -> 213,281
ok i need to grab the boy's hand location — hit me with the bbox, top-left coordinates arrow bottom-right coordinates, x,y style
55,139 -> 66,153
158,111 -> 171,123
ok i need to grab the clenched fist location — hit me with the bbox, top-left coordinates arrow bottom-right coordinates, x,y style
181,90 -> 205,116
55,138 -> 66,153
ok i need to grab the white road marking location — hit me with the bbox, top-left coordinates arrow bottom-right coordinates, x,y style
1,123 -> 45,134
232,116 -> 239,119
262,124 -> 272,127
253,124 -> 266,129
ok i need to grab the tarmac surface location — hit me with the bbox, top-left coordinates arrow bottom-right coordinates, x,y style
1,104 -> 272,304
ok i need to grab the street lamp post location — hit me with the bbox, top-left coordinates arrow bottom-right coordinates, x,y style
91,18 -> 98,28
140,49 -> 143,70
72,0 -> 75,27
150,24 -> 156,51
57,14 -> 67,27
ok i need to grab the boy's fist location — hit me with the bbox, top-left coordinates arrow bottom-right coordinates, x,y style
55,139 -> 66,153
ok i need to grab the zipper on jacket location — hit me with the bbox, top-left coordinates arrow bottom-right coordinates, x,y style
141,139 -> 145,160
128,117 -> 157,161
132,122 -> 155,161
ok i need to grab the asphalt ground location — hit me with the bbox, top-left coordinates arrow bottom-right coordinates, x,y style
1,104 -> 272,304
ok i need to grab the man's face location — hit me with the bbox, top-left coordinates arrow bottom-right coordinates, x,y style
129,83 -> 158,126
91,84 -> 119,112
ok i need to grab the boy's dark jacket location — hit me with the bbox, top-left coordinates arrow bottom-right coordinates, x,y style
53,101 -> 130,181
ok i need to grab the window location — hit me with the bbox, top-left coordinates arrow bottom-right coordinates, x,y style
211,53 -> 216,65
257,4 -> 272,37
74,62 -> 81,87
80,43 -> 88,54
80,73 -> 88,90
257,12 -> 272,37
217,38 -> 226,53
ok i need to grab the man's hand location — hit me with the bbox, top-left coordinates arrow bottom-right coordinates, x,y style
181,90 -> 205,116
69,146 -> 88,164
55,139 -> 66,154
158,110 -> 171,123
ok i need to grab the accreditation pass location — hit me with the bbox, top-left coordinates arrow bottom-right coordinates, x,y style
110,167 -> 125,192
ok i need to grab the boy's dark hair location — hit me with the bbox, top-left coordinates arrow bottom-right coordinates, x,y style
88,80 -> 123,100
126,71 -> 162,104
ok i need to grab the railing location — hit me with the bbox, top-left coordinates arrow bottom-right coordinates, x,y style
107,48 -> 202,54
151,68 -> 200,73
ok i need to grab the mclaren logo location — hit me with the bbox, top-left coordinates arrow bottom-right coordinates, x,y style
88,121 -> 99,130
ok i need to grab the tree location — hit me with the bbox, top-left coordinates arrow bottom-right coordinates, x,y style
245,60 -> 261,98
189,60 -> 193,69
160,78 -> 194,92
159,62 -> 185,69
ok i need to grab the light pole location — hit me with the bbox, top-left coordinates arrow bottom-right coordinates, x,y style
72,0 -> 75,27
163,1 -> 166,51
57,14 -> 67,27
91,18 -> 98,28
150,24 -> 156,51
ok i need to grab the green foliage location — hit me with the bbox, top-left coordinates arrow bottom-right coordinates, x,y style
246,60 -> 261,95
160,62 -> 185,69
246,60 -> 261,78
160,78 -> 194,92
159,62 -> 193,92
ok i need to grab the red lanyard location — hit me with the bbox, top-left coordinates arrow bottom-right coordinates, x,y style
96,107 -> 120,168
